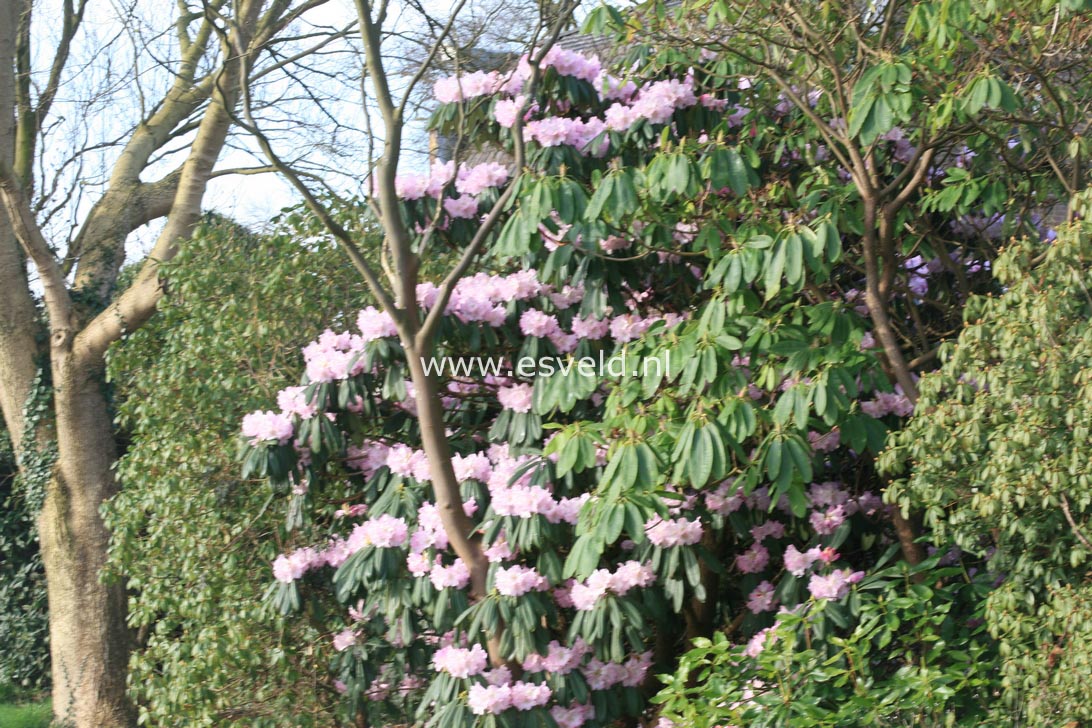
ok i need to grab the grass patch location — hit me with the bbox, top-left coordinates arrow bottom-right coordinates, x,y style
0,700 -> 52,728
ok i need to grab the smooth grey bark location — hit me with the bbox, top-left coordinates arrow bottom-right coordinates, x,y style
0,0 -> 39,450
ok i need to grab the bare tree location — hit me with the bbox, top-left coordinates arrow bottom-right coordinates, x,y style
238,0 -> 581,668
0,1 -> 344,724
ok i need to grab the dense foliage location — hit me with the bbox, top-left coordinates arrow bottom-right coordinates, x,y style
0,371 -> 54,692
884,214 -> 1092,724
232,0 -> 1091,726
104,213 -> 375,727
0,424 -> 50,691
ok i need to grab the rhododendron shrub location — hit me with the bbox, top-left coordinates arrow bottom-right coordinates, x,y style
240,0 -> 1090,723
239,43 -> 922,725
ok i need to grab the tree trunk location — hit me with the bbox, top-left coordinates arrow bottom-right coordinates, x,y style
38,352 -> 134,727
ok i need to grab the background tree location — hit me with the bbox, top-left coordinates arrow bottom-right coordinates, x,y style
104,212 -> 378,727
884,207 -> 1092,724
0,2 -> 346,724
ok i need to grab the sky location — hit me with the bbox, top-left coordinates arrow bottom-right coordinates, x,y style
27,0 -> 466,268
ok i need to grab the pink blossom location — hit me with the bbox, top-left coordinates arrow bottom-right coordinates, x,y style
386,444 -> 427,479
467,683 -> 512,715
425,159 -> 456,198
456,162 -> 509,195
746,580 -> 778,613
706,480 -> 745,515
543,494 -> 588,525
272,546 -> 321,583
407,552 -> 431,576
395,173 -> 429,200
551,703 -> 595,728
497,383 -> 534,413
809,505 -> 847,535
322,538 -> 351,568
524,640 -> 584,675
735,543 -> 770,574
432,644 -> 488,678
520,309 -> 561,338
599,235 -> 632,252
808,568 -> 864,600
525,116 -> 575,147
783,544 -> 820,577
621,652 -> 653,687
277,386 -> 317,419
452,452 -> 492,483
582,659 -> 626,690
492,485 -> 553,519
570,316 -> 610,340
541,46 -> 601,82
484,537 -> 514,563
357,306 -> 398,341
857,492 -> 884,516
242,410 -> 294,444
597,71 -> 638,101
610,313 -> 653,342
508,681 -> 552,710
645,516 -> 704,547
631,77 -> 697,124
434,70 -> 501,103
347,514 -> 409,551
494,565 -> 549,596
744,626 -> 775,658
809,481 -> 850,508
430,558 -> 471,590
333,628 -> 357,651
604,102 -> 640,131
444,195 -> 479,219
750,520 -> 785,542
493,96 -> 527,128
608,560 -> 656,594
808,429 -> 841,453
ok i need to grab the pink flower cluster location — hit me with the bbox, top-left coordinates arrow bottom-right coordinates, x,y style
582,652 -> 652,690
432,644 -> 488,678
433,70 -> 502,104
567,561 -> 655,611
444,196 -> 479,219
356,306 -> 398,341
346,440 -> 390,478
735,543 -> 770,574
497,383 -> 535,413
467,680 -> 551,715
783,544 -> 826,577
809,505 -> 847,535
277,386 -> 318,420
272,546 -> 324,583
551,703 -> 596,728
385,443 -> 431,481
333,628 -> 358,651
808,568 -> 864,600
347,513 -> 409,551
861,390 -> 914,418
302,329 -> 373,383
524,116 -> 608,155
522,639 -> 590,675
494,564 -> 549,597
645,516 -> 703,547
604,77 -> 697,131
746,580 -> 777,614
455,162 -> 509,196
429,557 -> 471,590
242,410 -> 294,444
410,502 -> 450,552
